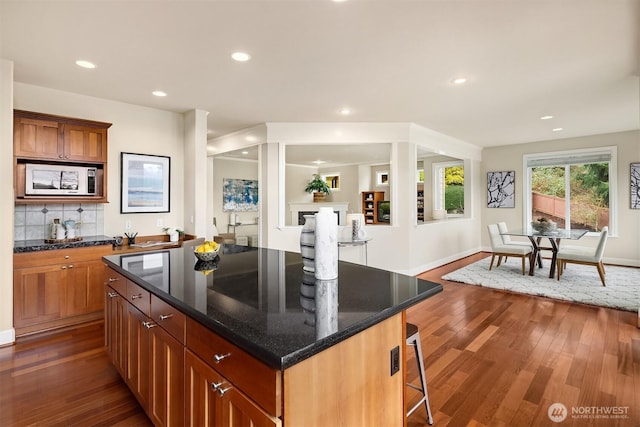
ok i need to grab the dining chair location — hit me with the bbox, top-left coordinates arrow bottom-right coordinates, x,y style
556,226 -> 608,286
497,222 -> 533,249
487,224 -> 533,275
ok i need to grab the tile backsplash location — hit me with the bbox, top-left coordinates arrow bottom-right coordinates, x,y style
14,203 -> 105,241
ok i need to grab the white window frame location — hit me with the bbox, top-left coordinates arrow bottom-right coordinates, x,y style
432,160 -> 464,218
523,146 -> 617,236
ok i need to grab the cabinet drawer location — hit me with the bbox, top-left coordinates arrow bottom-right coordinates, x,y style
151,294 -> 186,344
14,245 -> 112,269
186,318 -> 281,417
105,268 -> 127,296
125,280 -> 150,316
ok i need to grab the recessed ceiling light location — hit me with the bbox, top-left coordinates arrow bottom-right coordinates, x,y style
338,108 -> 351,115
75,60 -> 96,69
540,115 -> 554,120
451,77 -> 467,85
552,127 -> 563,132
312,160 -> 326,165
231,52 -> 251,62
241,151 -> 249,155
152,90 -> 167,97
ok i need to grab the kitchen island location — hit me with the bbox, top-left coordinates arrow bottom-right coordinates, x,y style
103,240 -> 442,426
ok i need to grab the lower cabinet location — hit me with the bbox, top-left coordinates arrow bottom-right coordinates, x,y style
185,350 -> 280,427
13,245 -> 111,336
105,266 -> 281,427
104,270 -> 185,427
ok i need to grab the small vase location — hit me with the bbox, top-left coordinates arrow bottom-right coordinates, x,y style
300,215 -> 315,272
169,232 -> 179,242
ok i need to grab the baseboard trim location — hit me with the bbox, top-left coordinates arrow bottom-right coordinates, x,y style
0,327 -> 16,347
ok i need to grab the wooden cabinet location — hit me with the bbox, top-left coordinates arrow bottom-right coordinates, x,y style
105,284 -> 127,377
362,191 -> 385,224
185,350 -> 280,427
104,269 -> 185,426
13,245 -> 111,336
14,110 -> 109,163
13,110 -> 111,204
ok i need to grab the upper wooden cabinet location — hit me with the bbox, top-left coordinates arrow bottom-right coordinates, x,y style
13,110 -> 111,204
14,110 -> 110,163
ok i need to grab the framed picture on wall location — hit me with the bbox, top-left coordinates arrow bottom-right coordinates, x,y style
487,171 -> 515,208
121,152 -> 170,213
223,178 -> 259,211
631,162 -> 640,209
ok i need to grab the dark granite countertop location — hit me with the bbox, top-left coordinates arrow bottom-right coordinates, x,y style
102,241 -> 443,371
14,235 -> 115,253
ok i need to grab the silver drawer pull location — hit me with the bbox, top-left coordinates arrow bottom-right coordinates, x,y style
217,386 -> 232,397
107,292 -> 118,298
61,266 -> 66,270
64,255 -> 70,259
213,353 -> 231,363
211,381 -> 224,391
131,294 -> 142,300
159,314 -> 173,321
67,264 -> 73,269
108,277 -> 120,282
142,321 -> 157,329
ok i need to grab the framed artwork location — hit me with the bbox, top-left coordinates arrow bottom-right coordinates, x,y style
631,162 -> 640,209
487,170 -> 515,208
376,171 -> 389,186
223,178 -> 259,211
121,152 -> 170,213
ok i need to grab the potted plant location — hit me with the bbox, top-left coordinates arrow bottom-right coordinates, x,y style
304,174 -> 331,202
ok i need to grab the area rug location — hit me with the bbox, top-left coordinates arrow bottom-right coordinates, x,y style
442,259 -> 639,312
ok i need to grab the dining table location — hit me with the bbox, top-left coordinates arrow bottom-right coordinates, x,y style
500,227 -> 589,278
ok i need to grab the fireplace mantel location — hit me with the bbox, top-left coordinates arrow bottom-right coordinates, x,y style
289,202 -> 350,225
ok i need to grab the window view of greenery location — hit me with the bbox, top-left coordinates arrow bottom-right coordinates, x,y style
531,163 -> 609,231
444,166 -> 464,214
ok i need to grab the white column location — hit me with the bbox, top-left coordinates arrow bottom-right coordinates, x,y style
184,109 -> 209,238
0,59 -> 15,345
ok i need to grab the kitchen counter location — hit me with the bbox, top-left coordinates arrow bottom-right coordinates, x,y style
14,235 -> 115,253
103,240 -> 443,370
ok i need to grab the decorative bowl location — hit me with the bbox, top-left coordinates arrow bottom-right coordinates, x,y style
531,220 -> 557,233
194,248 -> 220,262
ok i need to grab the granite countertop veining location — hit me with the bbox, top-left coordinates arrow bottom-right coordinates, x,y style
14,235 -> 116,253
102,241 -> 443,370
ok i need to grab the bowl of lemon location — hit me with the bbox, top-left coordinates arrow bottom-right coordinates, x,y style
194,240 -> 220,262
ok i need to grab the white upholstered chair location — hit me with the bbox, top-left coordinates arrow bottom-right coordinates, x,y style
556,226 -> 608,286
487,224 -> 532,275
497,222 -> 533,249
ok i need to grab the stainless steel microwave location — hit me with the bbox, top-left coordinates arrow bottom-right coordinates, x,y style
25,163 -> 97,196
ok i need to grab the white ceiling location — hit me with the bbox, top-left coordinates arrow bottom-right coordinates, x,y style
1,0 -> 638,150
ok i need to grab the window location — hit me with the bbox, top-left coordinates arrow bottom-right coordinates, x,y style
322,173 -> 340,191
524,147 -> 616,233
433,161 -> 464,216
417,168 -> 424,183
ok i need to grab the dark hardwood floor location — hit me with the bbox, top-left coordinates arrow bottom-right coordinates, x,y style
1,252 -> 638,426
407,252 -> 640,427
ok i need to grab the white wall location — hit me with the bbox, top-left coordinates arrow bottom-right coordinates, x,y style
211,122 -> 483,274
14,83 -> 186,237
0,59 -> 15,344
482,130 -> 640,266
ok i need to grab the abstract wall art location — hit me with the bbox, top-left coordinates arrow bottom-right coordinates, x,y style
223,178 -> 259,211
487,170 -> 515,208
